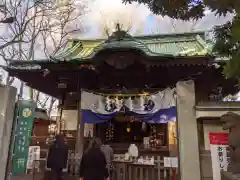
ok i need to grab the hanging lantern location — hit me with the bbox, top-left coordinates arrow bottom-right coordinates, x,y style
105,120 -> 115,141
142,122 -> 147,132
126,123 -> 131,133
48,124 -> 57,133
130,116 -> 135,122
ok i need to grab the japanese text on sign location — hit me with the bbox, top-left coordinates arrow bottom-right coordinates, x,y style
209,132 -> 229,180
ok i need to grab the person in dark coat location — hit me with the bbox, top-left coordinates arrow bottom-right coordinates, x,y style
47,134 -> 69,180
80,137 -> 109,180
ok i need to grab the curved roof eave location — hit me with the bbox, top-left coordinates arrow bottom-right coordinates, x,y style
86,41 -> 175,59
49,31 -> 213,62
53,41 -> 83,60
67,39 -> 177,61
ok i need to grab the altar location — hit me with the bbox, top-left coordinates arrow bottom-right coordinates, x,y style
60,88 -> 177,158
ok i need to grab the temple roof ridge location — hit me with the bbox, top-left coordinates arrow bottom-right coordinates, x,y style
50,30 -> 212,61
3,30 -> 214,65
69,30 -> 207,42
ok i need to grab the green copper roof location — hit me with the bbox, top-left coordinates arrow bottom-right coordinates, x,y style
51,31 -> 211,62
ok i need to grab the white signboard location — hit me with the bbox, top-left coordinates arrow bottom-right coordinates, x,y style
209,132 -> 229,180
171,157 -> 178,168
84,123 -> 94,137
164,157 -> 171,167
164,157 -> 178,168
26,146 -> 40,169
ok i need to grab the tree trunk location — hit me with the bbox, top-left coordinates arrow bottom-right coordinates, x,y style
6,75 -> 10,85
35,91 -> 40,102
6,74 -> 14,86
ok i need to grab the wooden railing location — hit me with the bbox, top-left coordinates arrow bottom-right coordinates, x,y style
67,151 -> 80,175
32,151 -> 175,180
67,154 -> 175,180
112,156 -> 175,180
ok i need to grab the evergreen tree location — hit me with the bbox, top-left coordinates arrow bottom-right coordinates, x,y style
123,0 -> 240,81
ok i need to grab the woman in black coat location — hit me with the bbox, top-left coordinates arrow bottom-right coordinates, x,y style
80,137 -> 109,180
47,134 -> 69,180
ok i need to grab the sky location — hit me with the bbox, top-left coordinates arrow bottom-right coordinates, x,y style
0,0 -> 236,115
80,0 -> 233,37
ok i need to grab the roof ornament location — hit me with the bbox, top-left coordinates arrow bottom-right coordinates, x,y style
106,23 -> 132,42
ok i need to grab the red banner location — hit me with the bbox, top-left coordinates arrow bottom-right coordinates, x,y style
209,132 -> 228,145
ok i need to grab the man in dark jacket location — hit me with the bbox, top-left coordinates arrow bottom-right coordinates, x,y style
47,134 -> 69,180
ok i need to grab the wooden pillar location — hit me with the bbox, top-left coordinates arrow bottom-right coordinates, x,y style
176,80 -> 201,180
56,107 -> 62,134
75,95 -> 84,174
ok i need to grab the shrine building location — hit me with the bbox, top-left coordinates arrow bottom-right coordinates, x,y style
3,28 -> 238,180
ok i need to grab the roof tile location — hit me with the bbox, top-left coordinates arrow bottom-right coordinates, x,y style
52,32 -> 211,61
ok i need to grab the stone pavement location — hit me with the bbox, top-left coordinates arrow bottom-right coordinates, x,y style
11,174 -> 43,180
10,173 -> 77,180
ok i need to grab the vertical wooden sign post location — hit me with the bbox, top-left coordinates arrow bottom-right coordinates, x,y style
11,100 -> 36,175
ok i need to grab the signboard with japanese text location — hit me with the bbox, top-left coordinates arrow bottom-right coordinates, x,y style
209,132 -> 230,180
164,157 -> 178,168
26,146 -> 40,169
11,100 -> 36,175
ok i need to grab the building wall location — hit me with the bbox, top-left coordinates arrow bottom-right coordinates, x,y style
62,110 -> 94,137
195,84 -> 209,103
194,82 -> 232,180
168,121 -> 178,157
200,150 -> 213,180
62,110 -> 78,130
202,120 -> 227,150
195,82 -> 216,180
0,85 -> 17,179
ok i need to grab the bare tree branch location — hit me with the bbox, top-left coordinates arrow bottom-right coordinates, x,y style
0,0 -> 86,116
0,0 -> 83,51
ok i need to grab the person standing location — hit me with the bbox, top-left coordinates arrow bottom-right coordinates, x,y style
79,137 -> 109,180
47,134 -> 69,180
101,140 -> 114,178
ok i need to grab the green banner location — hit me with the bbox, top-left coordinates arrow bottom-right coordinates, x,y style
12,100 -> 36,176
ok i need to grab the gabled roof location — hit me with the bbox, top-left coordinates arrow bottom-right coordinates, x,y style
51,31 -> 212,62
2,31 -> 215,76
